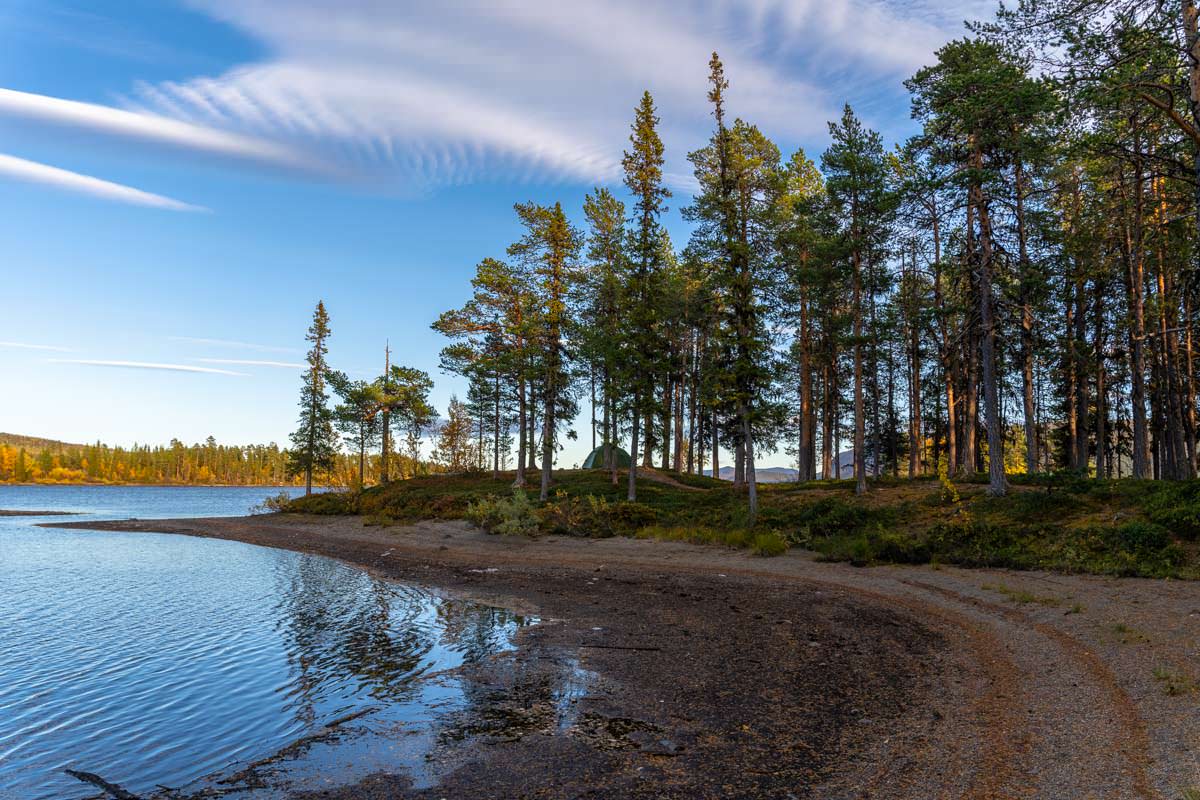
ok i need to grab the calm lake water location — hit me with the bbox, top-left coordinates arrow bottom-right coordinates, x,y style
0,485 -> 531,799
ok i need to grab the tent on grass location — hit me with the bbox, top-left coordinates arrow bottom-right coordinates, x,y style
581,445 -> 631,469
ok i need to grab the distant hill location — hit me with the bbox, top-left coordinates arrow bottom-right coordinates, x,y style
703,451 -> 875,482
704,466 -> 799,483
0,433 -> 83,451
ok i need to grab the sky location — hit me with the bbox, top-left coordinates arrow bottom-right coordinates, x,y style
0,0 -> 994,468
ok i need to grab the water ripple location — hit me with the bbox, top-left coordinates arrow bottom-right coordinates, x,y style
0,485 -> 531,799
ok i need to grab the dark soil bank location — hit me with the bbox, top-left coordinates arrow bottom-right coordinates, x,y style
51,516 -> 950,799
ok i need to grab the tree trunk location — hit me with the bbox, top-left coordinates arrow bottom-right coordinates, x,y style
1095,278 -> 1107,479
742,408 -> 758,525
540,390 -> 554,501
908,251 -> 923,478
1073,251 -> 1088,472
974,148 -> 1007,497
673,372 -> 684,471
711,410 -> 720,481
628,393 -> 641,500
687,338 -> 699,475
853,246 -> 867,495
514,378 -> 527,487
823,360 -> 836,480
1123,152 -> 1151,478
642,410 -> 654,468
493,368 -> 501,479
1015,157 -> 1038,474
667,374 -> 676,472
798,273 -> 815,481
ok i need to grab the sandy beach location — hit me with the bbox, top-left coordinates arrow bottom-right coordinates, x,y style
47,513 -> 1200,799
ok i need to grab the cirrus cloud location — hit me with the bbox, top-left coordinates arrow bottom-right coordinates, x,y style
49,359 -> 248,376
0,152 -> 205,211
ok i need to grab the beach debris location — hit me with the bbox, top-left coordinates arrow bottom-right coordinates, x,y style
64,769 -> 142,800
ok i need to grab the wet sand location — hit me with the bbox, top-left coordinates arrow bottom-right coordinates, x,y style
46,514 -> 1200,799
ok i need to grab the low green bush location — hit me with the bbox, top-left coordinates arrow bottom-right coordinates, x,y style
976,489 -> 1080,523
249,490 -> 293,515
538,492 -> 658,537
1111,520 -> 1172,553
465,489 -> 540,536
286,490 -> 356,515
1137,481 -> 1200,540
750,531 -> 789,557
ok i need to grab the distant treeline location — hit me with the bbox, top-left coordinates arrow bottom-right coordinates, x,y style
0,436 -> 428,486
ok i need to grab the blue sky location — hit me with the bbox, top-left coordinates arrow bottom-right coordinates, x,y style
0,0 -> 991,467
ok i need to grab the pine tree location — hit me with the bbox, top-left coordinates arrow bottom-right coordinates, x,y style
822,106 -> 895,495
581,187 -> 627,484
377,364 -> 436,480
621,90 -> 671,501
287,301 -> 338,495
328,371 -> 382,488
508,201 -> 582,500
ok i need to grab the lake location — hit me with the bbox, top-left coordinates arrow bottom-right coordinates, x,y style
0,485 -> 531,799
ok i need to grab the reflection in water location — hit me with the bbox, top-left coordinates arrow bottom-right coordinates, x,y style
0,489 -> 533,800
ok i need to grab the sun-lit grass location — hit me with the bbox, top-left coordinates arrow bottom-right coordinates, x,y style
284,469 -> 1200,577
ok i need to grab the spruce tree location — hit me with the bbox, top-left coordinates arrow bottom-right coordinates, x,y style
287,301 -> 338,495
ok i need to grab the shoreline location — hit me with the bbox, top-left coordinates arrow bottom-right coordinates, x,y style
1,483 -> 315,488
45,514 -> 1200,798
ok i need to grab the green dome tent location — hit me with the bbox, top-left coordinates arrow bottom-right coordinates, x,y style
581,445 -> 631,469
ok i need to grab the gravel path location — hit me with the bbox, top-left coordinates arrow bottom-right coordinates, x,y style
47,515 -> 1200,799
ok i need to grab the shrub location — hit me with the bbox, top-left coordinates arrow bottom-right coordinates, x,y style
537,492 -> 658,537
939,477 -> 960,505
1139,482 -> 1200,540
249,490 -> 293,515
285,490 -> 356,515
977,489 -> 1079,523
465,489 -> 539,536
792,496 -> 882,540
750,531 -> 788,557
1111,521 -> 1172,553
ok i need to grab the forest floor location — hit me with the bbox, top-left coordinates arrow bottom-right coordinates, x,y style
50,511 -> 1200,799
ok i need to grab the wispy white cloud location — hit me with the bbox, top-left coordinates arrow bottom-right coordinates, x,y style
169,336 -> 298,353
49,359 -> 248,376
0,340 -> 73,352
0,87 -> 325,174
0,152 -> 205,211
1,1 -> 973,192
125,0 -> 972,188
195,358 -> 305,369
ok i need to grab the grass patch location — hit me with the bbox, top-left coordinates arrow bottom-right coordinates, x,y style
751,531 -> 789,557
282,470 -> 1200,578
1153,666 -> 1197,697
634,524 -> 788,556
1109,623 -> 1148,644
982,583 -> 1061,607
